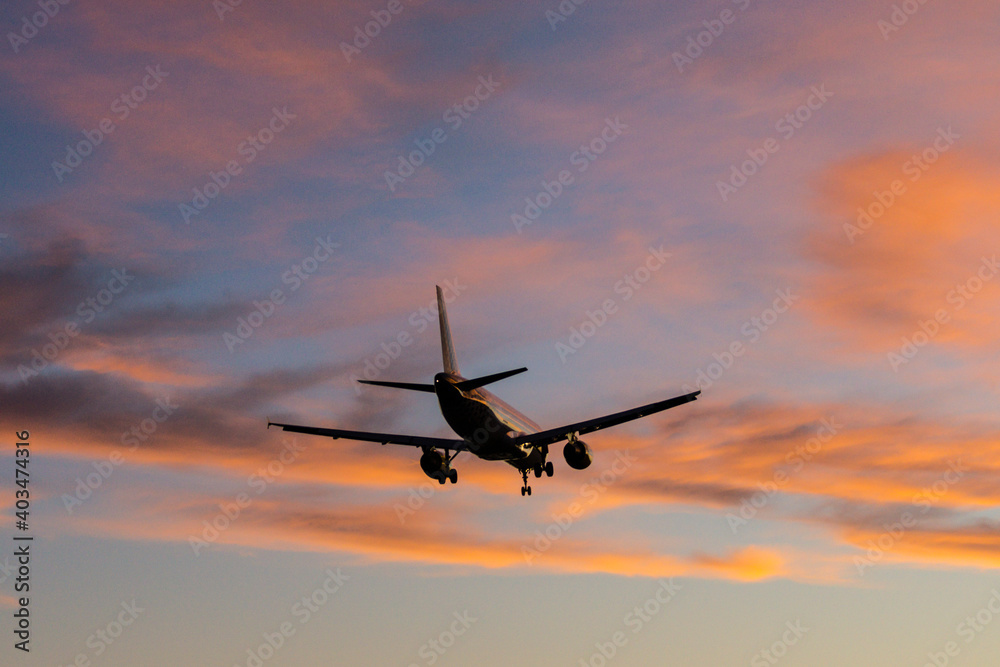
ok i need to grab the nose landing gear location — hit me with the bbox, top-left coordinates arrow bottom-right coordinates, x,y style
520,446 -> 553,495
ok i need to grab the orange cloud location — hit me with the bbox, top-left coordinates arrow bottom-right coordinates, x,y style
844,522 -> 1000,574
53,481 -> 794,582
805,147 -> 1000,352
24,384 -> 999,584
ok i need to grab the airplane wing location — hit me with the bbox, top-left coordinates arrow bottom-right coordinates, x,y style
267,421 -> 470,451
511,390 -> 700,448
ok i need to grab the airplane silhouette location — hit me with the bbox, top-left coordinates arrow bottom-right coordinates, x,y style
268,286 -> 699,495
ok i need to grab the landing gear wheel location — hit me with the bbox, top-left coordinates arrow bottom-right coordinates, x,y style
438,475 -> 446,485
448,469 -> 458,484
520,468 -> 532,496
534,466 -> 542,478
544,461 -> 554,477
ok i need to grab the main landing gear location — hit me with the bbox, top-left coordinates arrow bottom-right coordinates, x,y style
521,446 -> 553,495
533,461 -> 554,478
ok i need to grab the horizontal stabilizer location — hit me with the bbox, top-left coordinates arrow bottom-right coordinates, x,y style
356,379 -> 436,392
454,367 -> 527,392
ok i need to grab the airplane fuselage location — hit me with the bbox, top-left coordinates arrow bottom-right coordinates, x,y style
433,373 -> 544,470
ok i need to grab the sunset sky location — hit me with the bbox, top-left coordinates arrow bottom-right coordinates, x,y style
2,0 -> 1000,664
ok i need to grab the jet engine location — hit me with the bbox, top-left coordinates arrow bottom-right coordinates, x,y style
420,449 -> 447,479
563,439 -> 592,470
420,449 -> 457,484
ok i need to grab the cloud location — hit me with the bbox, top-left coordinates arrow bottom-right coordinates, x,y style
843,520 -> 1000,572
6,0 -> 1000,593
52,480 -> 792,582
804,147 -> 1000,353
21,379 -> 998,583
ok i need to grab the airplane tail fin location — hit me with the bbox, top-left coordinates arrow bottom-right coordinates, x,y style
437,285 -> 460,374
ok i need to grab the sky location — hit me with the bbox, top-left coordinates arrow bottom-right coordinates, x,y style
2,0 -> 1000,664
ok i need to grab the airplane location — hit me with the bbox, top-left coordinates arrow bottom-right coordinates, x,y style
268,286 -> 700,496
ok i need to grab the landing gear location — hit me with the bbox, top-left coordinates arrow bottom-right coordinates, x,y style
522,446 -> 553,493
438,467 -> 458,484
531,446 -> 554,480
